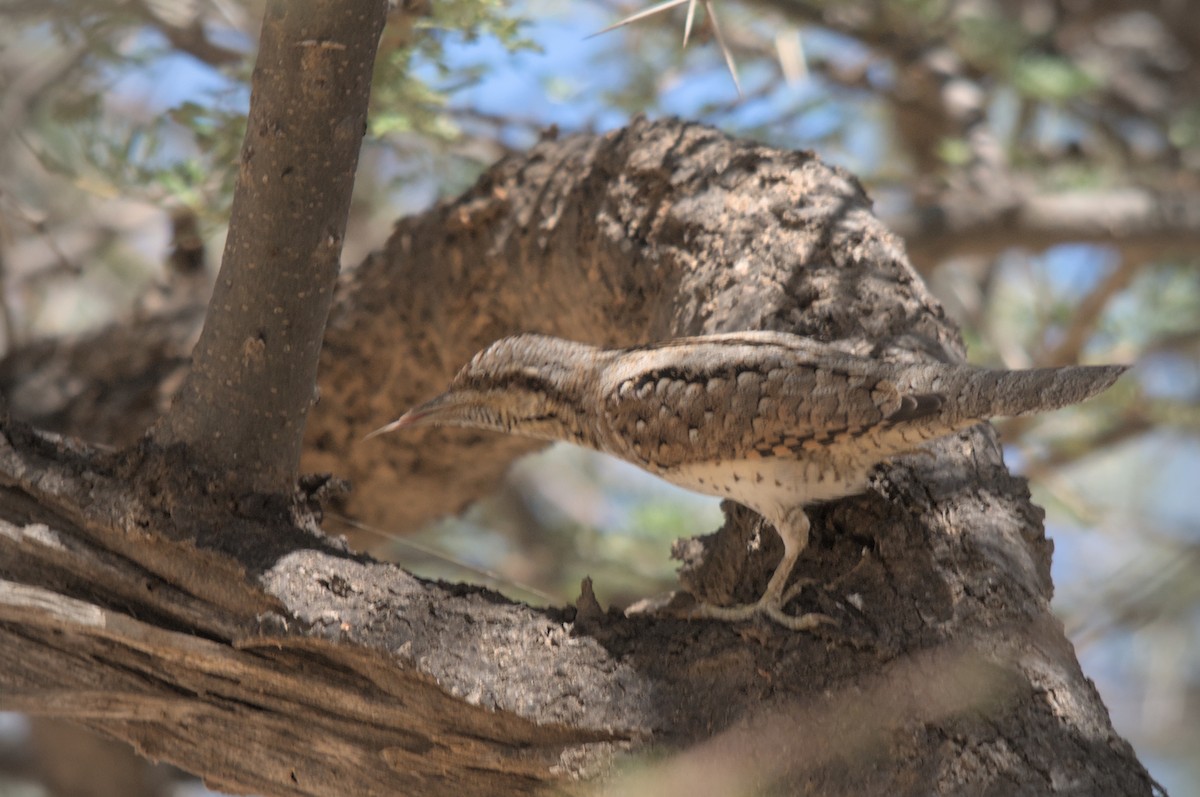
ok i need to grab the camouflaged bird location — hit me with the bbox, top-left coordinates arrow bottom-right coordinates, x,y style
368,331 -> 1126,630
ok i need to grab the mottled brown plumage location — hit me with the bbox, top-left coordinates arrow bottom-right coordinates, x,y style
369,331 -> 1126,630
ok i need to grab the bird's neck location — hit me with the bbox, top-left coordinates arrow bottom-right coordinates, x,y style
512,375 -> 603,448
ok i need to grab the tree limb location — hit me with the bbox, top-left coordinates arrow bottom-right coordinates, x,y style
899,187 -> 1200,270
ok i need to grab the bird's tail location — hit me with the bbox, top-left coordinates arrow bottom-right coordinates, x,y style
946,363 -> 1127,421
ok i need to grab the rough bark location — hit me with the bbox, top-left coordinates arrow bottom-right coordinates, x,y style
0,118 -> 1155,795
151,0 -> 387,493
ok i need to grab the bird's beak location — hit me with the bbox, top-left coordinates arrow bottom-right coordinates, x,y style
362,393 -> 461,441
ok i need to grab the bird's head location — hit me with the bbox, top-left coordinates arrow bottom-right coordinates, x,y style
364,334 -> 603,442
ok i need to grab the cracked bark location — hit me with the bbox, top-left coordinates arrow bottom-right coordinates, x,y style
0,118 -> 1156,795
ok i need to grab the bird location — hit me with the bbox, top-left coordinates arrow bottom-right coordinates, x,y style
366,331 -> 1126,630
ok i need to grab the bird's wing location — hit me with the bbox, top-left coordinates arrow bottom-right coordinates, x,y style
600,336 -> 945,468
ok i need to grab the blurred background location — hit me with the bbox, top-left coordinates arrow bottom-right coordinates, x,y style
0,0 -> 1196,794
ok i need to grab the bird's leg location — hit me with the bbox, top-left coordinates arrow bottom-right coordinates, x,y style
779,514 -> 817,606
760,509 -> 834,630
761,507 -> 808,605
780,576 -> 814,607
691,508 -> 835,631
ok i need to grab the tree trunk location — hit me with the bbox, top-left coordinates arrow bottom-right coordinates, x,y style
0,117 -> 1156,796
152,0 -> 386,493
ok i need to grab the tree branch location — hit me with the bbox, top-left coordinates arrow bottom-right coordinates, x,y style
899,187 -> 1200,269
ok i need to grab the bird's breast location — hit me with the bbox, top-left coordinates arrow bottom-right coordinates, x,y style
656,456 -> 874,518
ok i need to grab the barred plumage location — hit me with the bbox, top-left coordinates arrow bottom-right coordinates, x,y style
369,330 -> 1126,630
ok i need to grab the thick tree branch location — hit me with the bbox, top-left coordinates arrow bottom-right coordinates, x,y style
307,119 -> 957,532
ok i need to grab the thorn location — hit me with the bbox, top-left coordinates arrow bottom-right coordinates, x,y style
704,0 -> 741,97
586,0 -> 691,39
682,0 -> 697,47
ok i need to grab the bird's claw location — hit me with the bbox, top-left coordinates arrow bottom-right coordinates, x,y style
688,594 -> 836,632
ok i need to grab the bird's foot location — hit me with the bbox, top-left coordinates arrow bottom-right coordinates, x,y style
780,577 -> 816,606
689,591 -> 836,632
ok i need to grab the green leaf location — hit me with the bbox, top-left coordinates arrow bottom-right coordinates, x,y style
1013,55 -> 1097,102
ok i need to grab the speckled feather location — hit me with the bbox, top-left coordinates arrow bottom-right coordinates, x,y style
388,330 -> 1125,509
377,330 -> 1126,625
592,331 -> 1125,472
